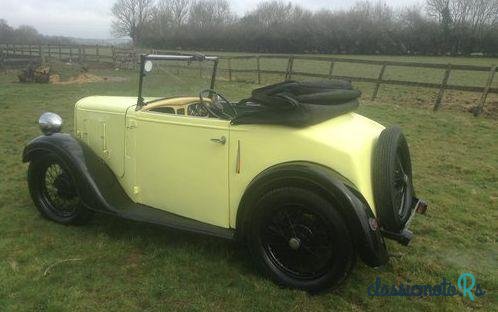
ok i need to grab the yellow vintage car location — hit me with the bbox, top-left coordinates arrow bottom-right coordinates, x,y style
23,54 -> 427,292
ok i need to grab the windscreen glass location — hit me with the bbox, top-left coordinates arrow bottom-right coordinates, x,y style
142,59 -> 216,104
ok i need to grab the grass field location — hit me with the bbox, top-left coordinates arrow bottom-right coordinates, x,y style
0,56 -> 497,311
215,53 -> 498,117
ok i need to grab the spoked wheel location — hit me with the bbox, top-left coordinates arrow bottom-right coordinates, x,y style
262,205 -> 335,280
393,149 -> 412,222
373,126 -> 414,232
28,153 -> 91,224
248,187 -> 355,292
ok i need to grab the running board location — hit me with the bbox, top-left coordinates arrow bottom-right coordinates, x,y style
119,204 -> 236,240
79,142 -> 235,240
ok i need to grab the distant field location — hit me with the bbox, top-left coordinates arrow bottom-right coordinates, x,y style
3,44 -> 496,115
138,50 -> 498,116
211,53 -> 498,117
0,63 -> 497,311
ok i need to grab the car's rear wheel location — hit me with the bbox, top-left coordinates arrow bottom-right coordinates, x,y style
373,127 -> 414,232
28,153 -> 92,225
247,187 -> 355,292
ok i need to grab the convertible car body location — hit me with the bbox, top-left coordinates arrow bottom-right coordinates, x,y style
23,54 -> 427,292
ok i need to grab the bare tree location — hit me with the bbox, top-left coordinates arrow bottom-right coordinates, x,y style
0,19 -> 14,42
426,0 -> 451,20
188,0 -> 233,30
426,0 -> 498,52
451,0 -> 498,31
13,25 -> 41,44
162,0 -> 191,28
110,0 -> 498,55
111,0 -> 155,46
246,1 -> 295,30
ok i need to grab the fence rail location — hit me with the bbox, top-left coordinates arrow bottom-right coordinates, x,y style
1,43 -> 496,115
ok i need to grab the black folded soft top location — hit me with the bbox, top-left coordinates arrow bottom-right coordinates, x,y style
232,80 -> 361,127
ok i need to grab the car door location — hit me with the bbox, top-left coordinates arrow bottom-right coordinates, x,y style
127,111 -> 230,228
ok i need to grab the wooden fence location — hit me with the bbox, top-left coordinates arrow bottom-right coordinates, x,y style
0,43 -> 126,66
1,43 -> 496,116
219,55 -> 497,116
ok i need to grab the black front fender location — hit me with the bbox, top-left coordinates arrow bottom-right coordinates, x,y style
23,133 -> 124,214
236,162 -> 389,267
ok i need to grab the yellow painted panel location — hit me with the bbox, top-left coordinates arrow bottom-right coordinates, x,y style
130,111 -> 230,227
227,113 -> 384,228
75,96 -> 384,230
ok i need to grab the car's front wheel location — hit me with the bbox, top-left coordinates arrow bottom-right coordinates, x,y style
247,187 -> 355,292
27,152 -> 92,225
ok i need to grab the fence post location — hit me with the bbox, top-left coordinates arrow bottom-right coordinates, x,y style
256,56 -> 261,84
372,62 -> 387,100
112,46 -> 116,67
12,44 -> 16,55
96,44 -> 100,63
433,64 -> 452,111
228,58 -> 232,82
69,47 -> 73,62
285,56 -> 294,80
328,61 -> 335,79
39,45 -> 44,63
473,65 -> 496,116
58,44 -> 61,59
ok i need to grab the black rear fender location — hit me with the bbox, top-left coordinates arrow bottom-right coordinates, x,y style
236,162 -> 389,267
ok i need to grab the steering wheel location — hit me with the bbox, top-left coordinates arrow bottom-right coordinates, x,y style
199,89 -> 237,119
187,103 -> 209,117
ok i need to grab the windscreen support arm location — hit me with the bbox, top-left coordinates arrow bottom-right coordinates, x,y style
210,59 -> 218,90
137,54 -> 146,109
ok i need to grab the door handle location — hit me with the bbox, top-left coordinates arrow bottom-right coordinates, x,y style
210,136 -> 226,145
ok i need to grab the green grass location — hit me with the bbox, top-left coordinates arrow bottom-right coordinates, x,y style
0,60 -> 497,311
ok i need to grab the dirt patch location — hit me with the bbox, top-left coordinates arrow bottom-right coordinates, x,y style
51,73 -> 127,85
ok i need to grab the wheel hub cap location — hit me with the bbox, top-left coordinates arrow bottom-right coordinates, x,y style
288,237 -> 301,250
53,174 -> 76,199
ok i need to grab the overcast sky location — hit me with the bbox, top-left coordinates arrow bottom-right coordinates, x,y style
0,0 -> 421,39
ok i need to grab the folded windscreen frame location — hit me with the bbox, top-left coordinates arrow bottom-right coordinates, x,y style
232,80 -> 361,127
137,54 -> 219,109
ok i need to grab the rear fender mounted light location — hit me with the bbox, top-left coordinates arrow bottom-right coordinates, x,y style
368,218 -> 379,231
415,199 -> 428,215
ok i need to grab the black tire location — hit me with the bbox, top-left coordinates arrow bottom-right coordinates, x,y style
27,152 -> 92,225
372,127 -> 414,232
247,187 -> 355,292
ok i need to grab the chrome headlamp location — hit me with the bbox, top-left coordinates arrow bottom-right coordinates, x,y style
38,112 -> 63,135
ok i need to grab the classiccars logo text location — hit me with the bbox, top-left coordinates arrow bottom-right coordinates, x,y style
368,273 -> 486,301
